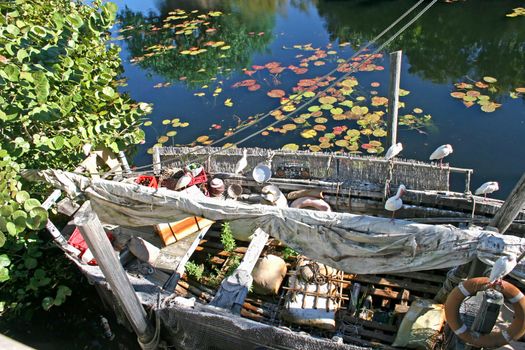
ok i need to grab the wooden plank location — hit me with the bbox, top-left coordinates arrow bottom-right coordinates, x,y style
210,228 -> 269,313
161,226 -> 212,291
490,172 -> 525,234
386,51 -> 402,150
352,275 -> 440,294
74,201 -> 153,343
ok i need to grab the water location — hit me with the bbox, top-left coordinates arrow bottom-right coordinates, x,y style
113,0 -> 525,199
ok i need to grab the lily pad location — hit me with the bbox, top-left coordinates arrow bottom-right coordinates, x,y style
300,129 -> 317,139
282,124 -> 297,131
267,89 -> 286,98
483,76 -> 497,83
318,96 -> 337,104
281,143 -> 299,151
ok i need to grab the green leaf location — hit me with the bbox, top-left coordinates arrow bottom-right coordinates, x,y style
30,26 -> 47,38
24,257 -> 38,269
26,207 -> 48,230
54,285 -> 72,306
3,64 -> 20,82
66,14 -> 84,28
6,24 -> 20,35
17,49 -> 29,62
33,72 -> 50,103
0,267 -> 9,282
6,222 -> 17,236
15,191 -> 30,204
49,136 -> 64,150
102,86 -> 115,98
0,232 -> 6,248
0,254 -> 10,267
42,297 -> 54,311
23,198 -> 41,212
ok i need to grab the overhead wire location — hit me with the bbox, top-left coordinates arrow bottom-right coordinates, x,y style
99,0 -> 435,177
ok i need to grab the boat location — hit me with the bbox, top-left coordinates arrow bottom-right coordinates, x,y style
25,146 -> 525,350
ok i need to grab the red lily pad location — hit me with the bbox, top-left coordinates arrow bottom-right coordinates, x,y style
267,89 -> 286,98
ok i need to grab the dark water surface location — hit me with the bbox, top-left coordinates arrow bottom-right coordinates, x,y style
114,0 -> 525,198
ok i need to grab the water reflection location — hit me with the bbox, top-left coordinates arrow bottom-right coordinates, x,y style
118,1 -> 286,86
316,0 -> 525,92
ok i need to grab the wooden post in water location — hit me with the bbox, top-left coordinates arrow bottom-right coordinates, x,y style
386,51 -> 402,150
74,201 -> 153,344
490,172 -> 525,234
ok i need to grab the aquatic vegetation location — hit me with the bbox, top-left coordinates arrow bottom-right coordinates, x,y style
506,7 -> 525,17
450,78 -> 503,113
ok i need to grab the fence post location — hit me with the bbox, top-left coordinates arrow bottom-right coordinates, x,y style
74,201 -> 154,344
386,51 -> 402,150
490,172 -> 525,234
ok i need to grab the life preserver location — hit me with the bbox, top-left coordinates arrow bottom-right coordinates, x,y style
290,196 -> 331,212
444,277 -> 525,348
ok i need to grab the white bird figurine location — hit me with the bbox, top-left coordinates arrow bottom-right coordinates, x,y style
175,172 -> 193,190
429,144 -> 453,168
475,181 -> 499,198
385,142 -> 403,160
489,254 -> 517,287
385,184 -> 406,220
234,149 -> 248,175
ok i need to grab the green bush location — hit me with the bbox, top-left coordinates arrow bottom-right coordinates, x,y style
0,0 -> 149,317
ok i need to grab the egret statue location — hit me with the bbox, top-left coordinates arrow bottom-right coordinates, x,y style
234,149 -> 248,175
475,181 -> 499,198
385,184 -> 406,220
429,144 -> 453,168
385,142 -> 403,160
175,172 -> 193,190
489,254 -> 517,287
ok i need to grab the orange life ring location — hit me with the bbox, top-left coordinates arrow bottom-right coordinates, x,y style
444,277 -> 525,348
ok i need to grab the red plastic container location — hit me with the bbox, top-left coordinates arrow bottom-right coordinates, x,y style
188,170 -> 208,187
135,175 -> 158,189
67,228 -> 113,265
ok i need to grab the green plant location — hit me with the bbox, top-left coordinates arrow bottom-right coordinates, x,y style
185,261 -> 204,281
220,222 -> 236,253
282,247 -> 299,260
0,0 -> 149,317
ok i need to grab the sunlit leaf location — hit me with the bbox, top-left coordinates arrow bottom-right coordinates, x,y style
483,76 -> 497,83
300,129 -> 317,139
224,98 -> 233,107
450,92 -> 465,99
196,135 -> 209,143
281,143 -> 299,151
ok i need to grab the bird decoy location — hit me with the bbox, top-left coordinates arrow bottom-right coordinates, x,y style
385,184 -> 406,220
175,172 -> 193,190
475,181 -> 499,198
385,142 -> 403,160
429,144 -> 453,168
489,254 -> 517,287
234,149 -> 248,175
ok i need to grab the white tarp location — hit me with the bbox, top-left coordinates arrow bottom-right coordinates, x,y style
26,170 -> 525,278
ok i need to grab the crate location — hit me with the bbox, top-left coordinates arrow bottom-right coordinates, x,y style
188,169 -> 208,187
135,175 -> 158,189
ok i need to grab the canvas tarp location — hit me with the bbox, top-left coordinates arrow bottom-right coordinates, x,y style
26,169 -> 525,279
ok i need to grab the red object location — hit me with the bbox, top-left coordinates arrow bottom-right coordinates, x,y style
68,227 -> 114,265
188,169 -> 208,187
135,175 -> 158,189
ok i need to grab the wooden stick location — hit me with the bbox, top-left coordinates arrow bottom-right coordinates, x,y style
386,51 -> 402,150
490,172 -> 525,234
74,201 -> 153,343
